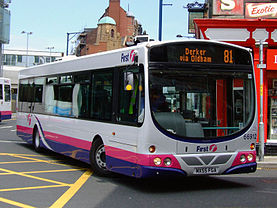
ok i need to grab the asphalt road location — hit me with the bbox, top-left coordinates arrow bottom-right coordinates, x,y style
0,118 -> 277,208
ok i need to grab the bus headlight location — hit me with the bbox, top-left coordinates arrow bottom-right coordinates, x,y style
164,158 -> 172,166
247,154 -> 254,162
240,154 -> 246,163
153,157 -> 162,166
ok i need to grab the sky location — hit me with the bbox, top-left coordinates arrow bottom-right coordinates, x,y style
5,0 -> 204,54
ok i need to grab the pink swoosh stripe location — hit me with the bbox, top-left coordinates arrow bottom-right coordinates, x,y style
17,125 -> 181,169
1,111 -> 12,115
16,125 -> 91,150
44,131 -> 91,151
17,125 -> 33,135
105,146 -> 181,169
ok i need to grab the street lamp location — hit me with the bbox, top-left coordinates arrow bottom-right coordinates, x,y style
255,40 -> 268,162
21,31 -> 33,67
46,46 -> 54,62
158,0 -> 172,41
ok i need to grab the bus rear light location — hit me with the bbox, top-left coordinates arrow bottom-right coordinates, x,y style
149,145 -> 156,153
153,157 -> 162,166
240,154 -> 246,163
164,158 -> 172,166
250,143 -> 255,150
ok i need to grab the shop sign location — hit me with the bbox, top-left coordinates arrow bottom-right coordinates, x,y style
213,0 -> 243,16
267,49 -> 277,70
245,3 -> 277,19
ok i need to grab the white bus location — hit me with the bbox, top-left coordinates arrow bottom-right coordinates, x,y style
0,77 -> 12,122
17,40 -> 257,178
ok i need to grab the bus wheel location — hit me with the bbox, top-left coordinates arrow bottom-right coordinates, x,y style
33,129 -> 42,152
90,139 -> 110,176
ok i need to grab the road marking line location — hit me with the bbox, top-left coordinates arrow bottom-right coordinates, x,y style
0,141 -> 26,144
0,126 -> 13,129
0,167 -> 70,186
9,154 -> 77,168
0,160 -> 48,165
49,170 -> 92,208
0,184 -> 69,192
0,159 -> 64,165
0,153 -> 45,157
258,167 -> 277,170
0,197 -> 36,208
0,168 -> 85,176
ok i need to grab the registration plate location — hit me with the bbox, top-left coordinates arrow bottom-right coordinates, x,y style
194,167 -> 218,174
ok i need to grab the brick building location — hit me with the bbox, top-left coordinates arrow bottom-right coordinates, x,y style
76,0 -> 143,56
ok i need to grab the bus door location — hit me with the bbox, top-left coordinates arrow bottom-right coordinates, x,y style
109,65 -> 144,177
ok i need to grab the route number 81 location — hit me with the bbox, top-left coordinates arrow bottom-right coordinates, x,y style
224,50 -> 233,64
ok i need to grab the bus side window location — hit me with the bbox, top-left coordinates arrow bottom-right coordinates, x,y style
91,71 -> 113,121
73,73 -> 91,119
4,85 -> 11,102
0,84 -> 2,100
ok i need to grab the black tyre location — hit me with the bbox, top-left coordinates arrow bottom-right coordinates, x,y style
33,129 -> 42,152
90,139 -> 110,176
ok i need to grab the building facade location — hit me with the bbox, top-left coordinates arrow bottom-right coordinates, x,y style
76,0 -> 143,56
193,0 -> 277,153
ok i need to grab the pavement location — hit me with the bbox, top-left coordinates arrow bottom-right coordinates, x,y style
257,156 -> 277,168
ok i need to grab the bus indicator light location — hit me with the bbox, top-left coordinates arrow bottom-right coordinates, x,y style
149,145 -> 156,153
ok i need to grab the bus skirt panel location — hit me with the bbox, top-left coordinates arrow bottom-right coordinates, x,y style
106,155 -> 187,178
16,124 -> 91,164
16,125 -> 33,144
16,125 -> 257,178
105,146 -> 186,178
223,163 -> 257,174
0,111 -> 12,121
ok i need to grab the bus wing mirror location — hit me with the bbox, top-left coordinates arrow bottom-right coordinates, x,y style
124,72 -> 134,91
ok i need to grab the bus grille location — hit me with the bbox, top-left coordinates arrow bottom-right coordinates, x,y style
182,155 -> 232,166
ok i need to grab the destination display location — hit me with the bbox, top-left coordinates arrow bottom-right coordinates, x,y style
149,42 -> 252,65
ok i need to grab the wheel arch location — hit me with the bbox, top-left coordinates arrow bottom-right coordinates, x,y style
90,134 -> 104,151
32,124 -> 39,141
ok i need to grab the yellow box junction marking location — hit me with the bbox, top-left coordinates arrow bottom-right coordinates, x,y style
0,197 -> 36,208
50,170 -> 92,208
0,153 -> 92,208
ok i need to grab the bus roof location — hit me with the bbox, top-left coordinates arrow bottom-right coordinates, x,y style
19,40 -> 251,79
0,77 -> 11,84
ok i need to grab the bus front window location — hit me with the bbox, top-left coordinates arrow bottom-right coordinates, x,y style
149,69 -> 255,139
